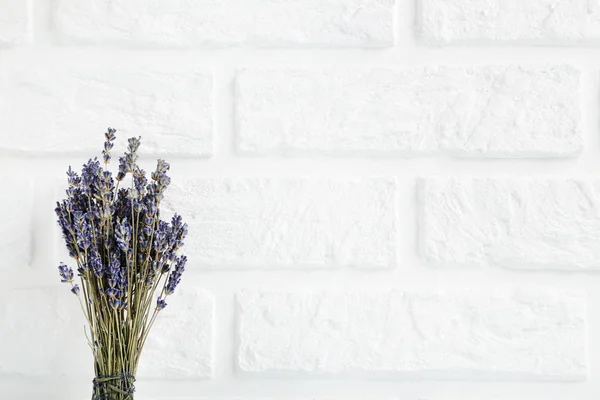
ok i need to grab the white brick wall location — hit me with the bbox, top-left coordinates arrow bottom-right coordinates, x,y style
417,0 -> 600,45
0,288 -> 91,376
420,178 -> 600,269
236,66 -> 581,157
0,66 -> 213,155
0,176 -> 33,269
237,289 -> 586,380
2,0 -> 600,399
162,178 -> 397,269
0,0 -> 30,46
53,0 -> 395,47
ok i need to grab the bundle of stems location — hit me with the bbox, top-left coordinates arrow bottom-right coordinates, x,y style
55,128 -> 188,400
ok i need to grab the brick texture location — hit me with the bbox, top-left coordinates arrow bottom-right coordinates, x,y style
53,0 -> 394,47
237,289 -> 587,380
2,0 -> 599,397
161,178 -> 397,269
418,0 -> 600,45
236,66 -> 580,157
0,0 -> 30,46
0,177 -> 34,269
420,178 -> 600,270
0,66 -> 213,155
0,288 -> 91,376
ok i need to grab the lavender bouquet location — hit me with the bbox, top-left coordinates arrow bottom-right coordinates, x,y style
55,128 -> 188,400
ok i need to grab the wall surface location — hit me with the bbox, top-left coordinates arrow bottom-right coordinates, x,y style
0,0 -> 599,399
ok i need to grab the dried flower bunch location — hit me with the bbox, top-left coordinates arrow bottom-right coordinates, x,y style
55,128 -> 188,400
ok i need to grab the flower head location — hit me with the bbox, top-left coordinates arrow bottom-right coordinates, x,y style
71,284 -> 80,295
58,262 -> 74,283
115,218 -> 132,252
102,127 -> 117,164
165,255 -> 186,296
156,297 -> 167,310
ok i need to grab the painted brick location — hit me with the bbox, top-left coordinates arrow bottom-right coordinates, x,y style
420,178 -> 600,270
237,289 -> 587,380
236,66 -> 580,157
418,0 -> 600,45
53,0 -> 394,47
0,67 -> 213,155
0,288 -> 91,376
0,0 -> 30,46
137,288 -> 214,379
0,177 -> 34,268
161,178 -> 397,269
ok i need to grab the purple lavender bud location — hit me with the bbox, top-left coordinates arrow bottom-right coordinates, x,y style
156,297 -> 167,310
117,268 -> 127,290
116,156 -> 128,181
109,254 -> 120,270
127,136 -> 141,153
171,215 -> 183,229
155,159 -> 170,175
145,199 -> 157,217
95,171 -> 115,203
115,219 -> 132,251
153,220 -> 171,253
71,284 -> 80,295
126,152 -> 138,172
143,221 -> 153,236
165,255 -> 186,295
102,150 -> 111,164
160,260 -> 170,274
105,127 -> 117,142
137,252 -> 145,267
159,175 -> 171,187
108,297 -> 120,309
171,214 -> 188,250
74,213 -> 93,250
81,158 -> 102,196
164,251 -> 176,264
104,141 -> 114,152
58,262 -> 74,283
138,234 -> 149,253
133,199 -> 143,214
66,166 -> 81,187
89,249 -> 103,277
134,171 -> 148,196
145,269 -> 156,287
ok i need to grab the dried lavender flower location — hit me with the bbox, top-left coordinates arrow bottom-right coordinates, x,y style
165,255 -> 186,296
102,127 -> 117,164
71,284 -> 80,295
54,128 -> 188,398
58,262 -> 74,283
156,298 -> 167,310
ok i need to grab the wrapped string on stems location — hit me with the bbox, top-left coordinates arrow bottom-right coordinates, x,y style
55,128 -> 188,400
